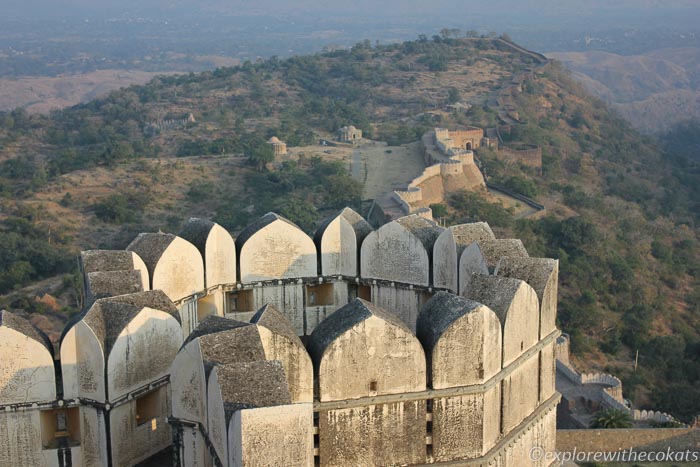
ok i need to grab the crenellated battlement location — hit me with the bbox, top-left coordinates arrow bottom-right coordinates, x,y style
0,208 -> 560,467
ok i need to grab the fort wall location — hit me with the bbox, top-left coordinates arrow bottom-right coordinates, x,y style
497,144 -> 543,172
556,428 -> 694,454
390,129 -> 488,219
0,208 -> 560,467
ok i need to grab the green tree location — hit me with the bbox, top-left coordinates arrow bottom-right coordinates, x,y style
430,203 -> 448,218
447,87 -> 461,104
325,175 -> 363,210
248,142 -> 276,171
589,409 -> 633,429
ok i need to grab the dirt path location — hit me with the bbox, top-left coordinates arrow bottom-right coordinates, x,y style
351,141 -> 425,200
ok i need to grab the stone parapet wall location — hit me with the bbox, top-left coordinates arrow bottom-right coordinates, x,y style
556,428 -> 694,454
555,334 -> 570,365
557,356 -> 682,426
2,209 -> 562,467
633,410 -> 681,424
408,164 -> 443,188
392,191 -> 416,214
497,144 -> 542,171
440,160 -> 463,176
394,186 -> 423,203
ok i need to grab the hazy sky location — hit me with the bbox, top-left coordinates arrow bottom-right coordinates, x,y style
5,0 -> 699,18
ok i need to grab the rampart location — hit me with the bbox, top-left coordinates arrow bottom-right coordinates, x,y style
146,113 -> 196,134
556,335 -> 682,428
0,208 -> 561,466
497,144 -> 543,172
557,428 -> 696,454
557,360 -> 627,412
389,130 -> 487,219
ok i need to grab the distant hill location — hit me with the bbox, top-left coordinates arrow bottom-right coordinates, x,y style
0,70 -> 178,114
548,48 -> 700,133
0,35 -> 697,421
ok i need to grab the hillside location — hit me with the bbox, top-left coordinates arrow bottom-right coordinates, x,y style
0,36 -> 698,421
0,70 -> 188,114
548,48 -> 700,133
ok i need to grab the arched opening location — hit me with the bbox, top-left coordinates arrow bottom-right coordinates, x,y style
466,142 -> 472,150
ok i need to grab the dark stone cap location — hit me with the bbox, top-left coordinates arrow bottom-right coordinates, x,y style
126,232 -> 177,276
480,239 -> 529,268
250,304 -> 303,347
179,218 -> 217,257
86,270 -> 144,302
81,250 -> 137,274
183,315 -> 250,348
214,360 -> 292,421
416,292 -> 484,352
494,257 -> 557,303
448,222 -> 496,254
396,215 -> 444,252
199,324 -> 266,377
463,275 -> 524,326
83,290 -> 179,358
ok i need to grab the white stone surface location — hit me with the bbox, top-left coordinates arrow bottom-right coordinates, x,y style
361,221 -> 430,286
107,307 -> 183,401
228,404 -> 314,467
258,327 -> 313,403
430,304 -> 502,389
238,219 -> 317,282
433,228 -> 459,292
60,321 -> 106,402
319,215 -> 359,276
371,285 -> 424,331
204,224 -> 237,288
170,340 -> 207,425
152,237 -> 205,302
131,251 -> 151,292
0,327 -> 56,405
206,367 -> 230,464
109,387 -> 172,466
316,314 -> 426,402
458,242 -> 489,295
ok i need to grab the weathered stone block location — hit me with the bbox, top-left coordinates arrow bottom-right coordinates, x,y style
309,299 -> 426,402
432,385 -> 501,461
228,404 -> 313,467
319,401 -> 427,466
418,292 -> 502,388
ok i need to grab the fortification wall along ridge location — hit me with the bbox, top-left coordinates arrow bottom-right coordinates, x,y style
497,144 -> 543,172
0,208 -> 560,467
392,128 -> 488,219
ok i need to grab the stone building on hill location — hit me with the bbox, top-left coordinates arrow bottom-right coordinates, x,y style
434,126 -> 486,152
0,207 -> 560,466
337,125 -> 362,143
267,136 -> 287,156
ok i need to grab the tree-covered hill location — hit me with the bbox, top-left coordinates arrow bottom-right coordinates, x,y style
0,35 -> 697,420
